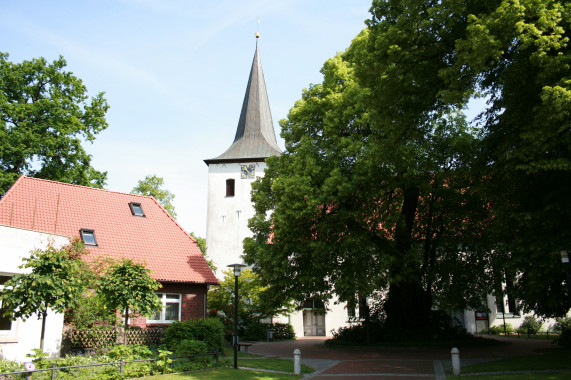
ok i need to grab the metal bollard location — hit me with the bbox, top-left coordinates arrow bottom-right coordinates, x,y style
451,347 -> 461,375
293,349 -> 301,375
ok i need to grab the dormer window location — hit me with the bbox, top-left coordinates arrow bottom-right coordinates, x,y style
80,229 -> 97,246
129,202 -> 145,217
226,179 -> 235,197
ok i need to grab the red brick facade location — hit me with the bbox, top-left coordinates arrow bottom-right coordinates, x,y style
130,282 -> 209,329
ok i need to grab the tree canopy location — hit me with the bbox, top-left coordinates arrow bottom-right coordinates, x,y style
208,268 -> 294,323
245,0 -> 571,333
1,239 -> 87,350
131,175 -> 177,219
0,53 -> 109,195
97,258 -> 162,328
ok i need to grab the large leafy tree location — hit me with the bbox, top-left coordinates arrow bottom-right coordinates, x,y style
246,0 -> 493,333
131,175 -> 177,219
97,258 -> 162,328
0,239 -> 87,351
0,53 -> 109,195
246,0 -> 571,333
443,0 -> 571,316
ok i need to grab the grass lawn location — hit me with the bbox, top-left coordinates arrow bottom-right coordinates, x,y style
239,358 -> 313,374
137,346 -> 314,379
448,373 -> 571,380
447,348 -> 571,380
139,368 -> 304,379
462,349 -> 571,373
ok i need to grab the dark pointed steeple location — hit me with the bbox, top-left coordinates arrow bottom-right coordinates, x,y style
205,34 -> 281,165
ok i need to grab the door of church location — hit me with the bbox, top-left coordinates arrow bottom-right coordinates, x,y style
303,310 -> 326,336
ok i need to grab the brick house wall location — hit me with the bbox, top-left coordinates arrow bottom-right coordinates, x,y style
129,282 -> 208,329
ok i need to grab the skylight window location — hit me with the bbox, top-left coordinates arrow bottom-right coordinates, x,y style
80,229 -> 97,246
129,202 -> 145,217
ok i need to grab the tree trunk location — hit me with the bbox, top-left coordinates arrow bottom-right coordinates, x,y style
385,280 -> 431,332
385,185 -> 431,332
124,307 -> 129,329
359,296 -> 371,344
40,310 -> 47,352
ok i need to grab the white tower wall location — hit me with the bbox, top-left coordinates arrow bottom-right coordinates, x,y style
206,162 -> 267,272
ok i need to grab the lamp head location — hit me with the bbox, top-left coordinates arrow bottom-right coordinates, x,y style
227,263 -> 246,277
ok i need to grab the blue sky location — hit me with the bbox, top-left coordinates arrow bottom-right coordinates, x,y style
1,0 -> 372,236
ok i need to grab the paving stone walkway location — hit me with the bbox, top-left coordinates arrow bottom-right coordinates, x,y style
248,336 -> 558,379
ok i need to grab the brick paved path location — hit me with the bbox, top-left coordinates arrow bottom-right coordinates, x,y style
248,336 -> 556,379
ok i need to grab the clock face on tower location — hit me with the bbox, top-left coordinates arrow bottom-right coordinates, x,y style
240,164 -> 255,179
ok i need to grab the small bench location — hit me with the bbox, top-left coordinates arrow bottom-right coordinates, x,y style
237,342 -> 253,353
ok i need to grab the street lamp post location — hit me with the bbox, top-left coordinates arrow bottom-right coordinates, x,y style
561,250 -> 571,305
228,263 -> 246,370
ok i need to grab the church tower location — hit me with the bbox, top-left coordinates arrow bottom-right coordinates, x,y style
204,34 -> 281,272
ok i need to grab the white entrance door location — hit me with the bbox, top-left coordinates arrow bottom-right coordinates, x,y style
303,310 -> 326,336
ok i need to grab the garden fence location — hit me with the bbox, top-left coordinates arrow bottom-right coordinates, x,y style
67,327 -> 164,351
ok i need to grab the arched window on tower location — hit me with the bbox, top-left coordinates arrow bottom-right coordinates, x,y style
226,179 -> 235,197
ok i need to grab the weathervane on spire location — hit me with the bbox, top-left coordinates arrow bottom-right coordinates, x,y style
256,17 -> 260,38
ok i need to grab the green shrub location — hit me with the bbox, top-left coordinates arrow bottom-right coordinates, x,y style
558,327 -> 571,348
173,339 -> 208,356
0,358 -> 23,373
429,310 -> 470,340
272,323 -> 296,340
104,344 -> 153,361
26,348 -> 52,369
489,323 -> 514,335
554,317 -> 571,348
164,318 -> 224,352
242,321 -> 295,341
243,321 -> 268,341
518,316 -> 543,334
553,317 -> 571,332
329,319 -> 386,343
151,349 -> 174,375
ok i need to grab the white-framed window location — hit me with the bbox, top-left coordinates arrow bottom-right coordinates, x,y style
148,293 -> 181,323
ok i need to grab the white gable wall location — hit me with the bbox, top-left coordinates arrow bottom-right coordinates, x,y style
0,225 -> 68,362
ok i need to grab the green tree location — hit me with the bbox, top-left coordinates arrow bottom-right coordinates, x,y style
443,0 -> 571,317
64,256 -> 118,328
0,239 -> 87,351
208,268 -> 294,324
190,232 -> 217,273
0,53 -> 109,195
97,258 -> 162,328
246,0 -> 571,334
246,1 -> 492,334
131,175 -> 177,218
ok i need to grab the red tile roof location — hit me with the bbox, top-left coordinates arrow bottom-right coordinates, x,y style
0,176 -> 218,285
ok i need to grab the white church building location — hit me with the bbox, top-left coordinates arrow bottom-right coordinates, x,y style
204,35 -> 354,337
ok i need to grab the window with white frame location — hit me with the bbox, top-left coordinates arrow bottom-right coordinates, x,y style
149,293 -> 181,323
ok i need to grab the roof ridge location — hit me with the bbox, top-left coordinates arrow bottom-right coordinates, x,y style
10,176 -> 153,199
